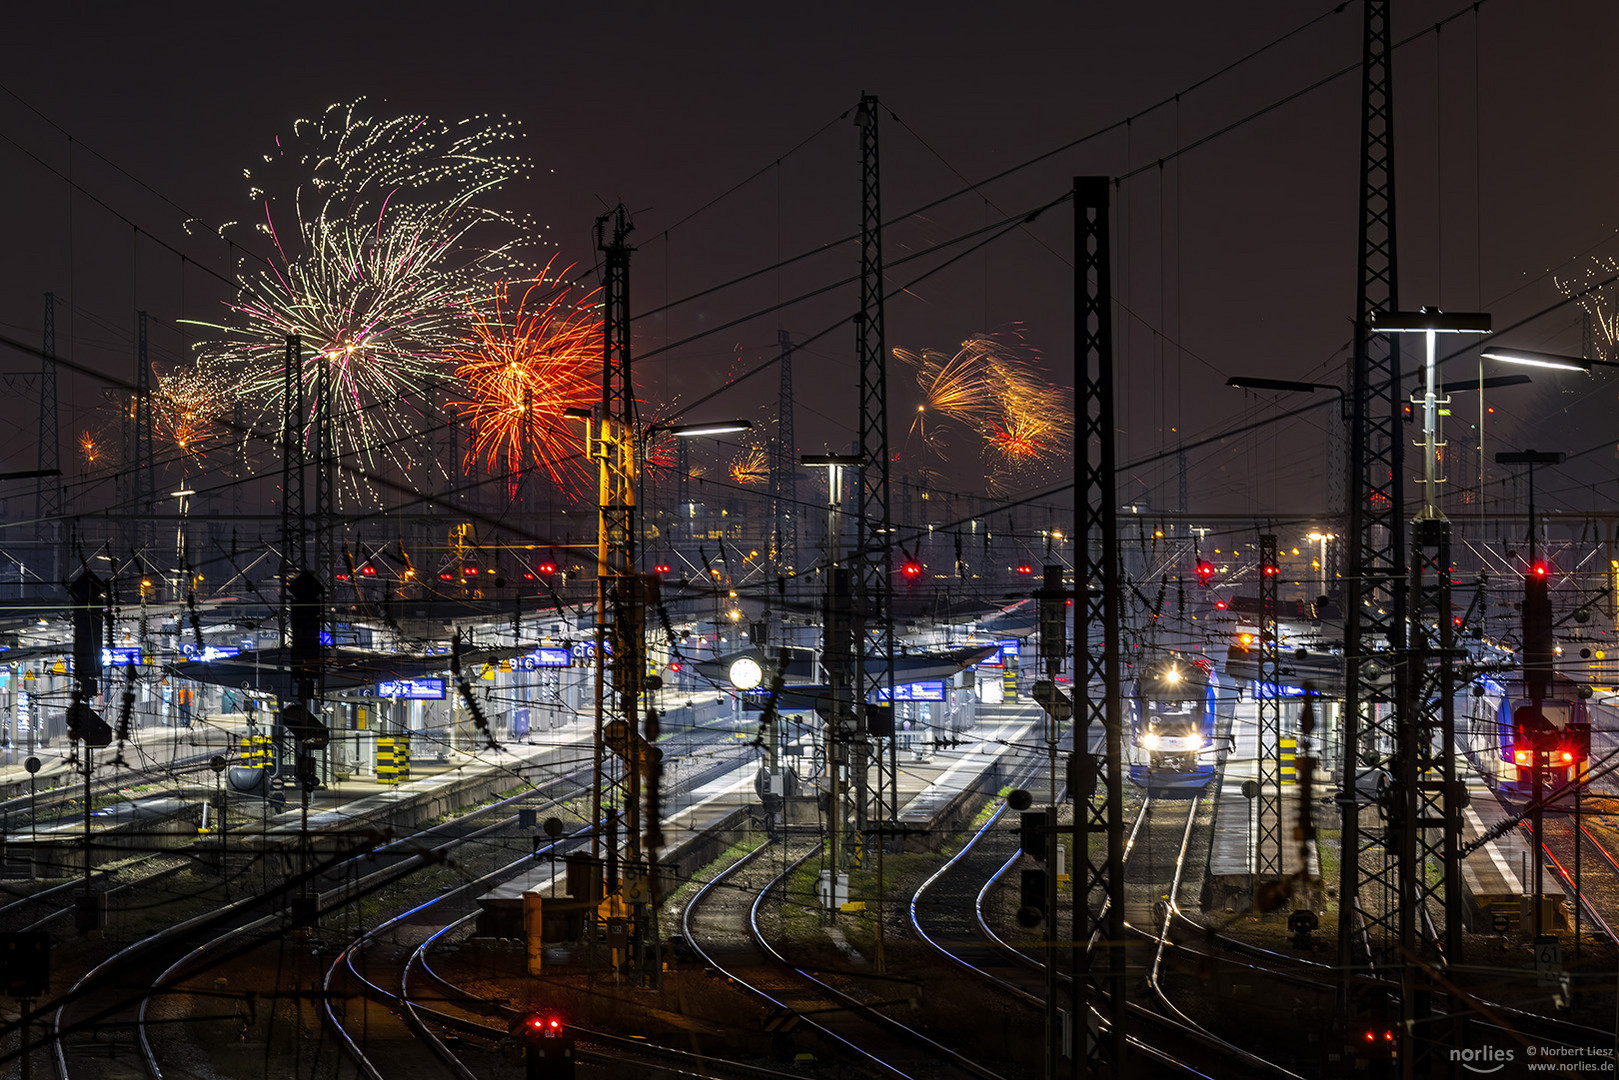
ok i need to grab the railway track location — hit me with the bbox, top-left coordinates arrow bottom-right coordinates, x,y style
33,731 -> 753,1080
681,837 -> 1006,1080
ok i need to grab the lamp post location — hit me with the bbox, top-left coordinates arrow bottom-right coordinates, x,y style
802,452 -> 862,891
1368,307 -> 1493,520
1225,375 -> 1349,418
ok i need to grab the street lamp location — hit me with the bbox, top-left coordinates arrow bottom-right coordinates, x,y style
1369,308 -> 1492,521
801,452 -> 863,885
1225,376 -> 1349,419
1481,346 -> 1619,374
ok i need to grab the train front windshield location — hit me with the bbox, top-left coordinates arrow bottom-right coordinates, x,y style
1141,695 -> 1206,751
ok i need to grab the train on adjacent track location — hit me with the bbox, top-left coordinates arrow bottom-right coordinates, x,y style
1128,653 -> 1223,791
1461,674 -> 1591,798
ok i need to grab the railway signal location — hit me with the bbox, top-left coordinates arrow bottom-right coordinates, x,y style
511,1013 -> 574,1078
1036,565 -> 1068,667
1196,559 -> 1214,585
1523,561 -> 1554,703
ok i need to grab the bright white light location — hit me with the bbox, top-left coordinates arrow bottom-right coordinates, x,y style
1163,666 -> 1182,684
1142,732 -> 1161,751
1481,347 -> 1590,373
728,656 -> 763,690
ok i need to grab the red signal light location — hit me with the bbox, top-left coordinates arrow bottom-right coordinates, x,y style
1215,600 -> 1228,610
538,561 -> 557,576
361,566 -> 376,576
1016,564 -> 1033,575
1532,562 -> 1548,578
464,567 -> 478,576
901,560 -> 923,580
1262,563 -> 1278,576
438,572 -> 453,581
670,661 -> 682,672
335,573 -> 349,581
654,563 -> 672,575
1196,560 -> 1214,584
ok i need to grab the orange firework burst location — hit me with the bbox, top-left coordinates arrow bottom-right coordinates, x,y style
79,431 -> 103,470
895,332 -> 1070,475
894,342 -> 996,443
451,271 -> 601,495
154,359 -> 235,459
729,446 -> 768,485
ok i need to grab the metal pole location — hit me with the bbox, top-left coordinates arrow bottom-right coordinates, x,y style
1529,463 -> 1543,939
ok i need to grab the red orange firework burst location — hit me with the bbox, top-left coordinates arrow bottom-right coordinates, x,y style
153,359 -> 236,461
894,333 -> 1071,477
729,446 -> 769,486
451,274 -> 601,495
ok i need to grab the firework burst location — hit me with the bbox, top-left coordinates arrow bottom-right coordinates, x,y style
153,359 -> 236,461
187,99 -> 535,501
729,446 -> 769,486
450,271 -> 600,496
894,332 -> 1071,482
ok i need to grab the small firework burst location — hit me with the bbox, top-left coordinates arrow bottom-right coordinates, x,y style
153,359 -> 236,460
729,446 -> 769,485
894,331 -> 1071,482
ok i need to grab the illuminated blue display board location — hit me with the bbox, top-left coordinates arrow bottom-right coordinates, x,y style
876,681 -> 947,702
101,646 -> 144,667
377,677 -> 446,700
517,647 -> 572,670
179,643 -> 240,662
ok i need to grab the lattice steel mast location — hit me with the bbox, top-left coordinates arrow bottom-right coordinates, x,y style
590,205 -> 655,980
1074,175 -> 1127,1076
1339,0 -> 1406,979
1256,534 -> 1283,880
853,95 -> 898,848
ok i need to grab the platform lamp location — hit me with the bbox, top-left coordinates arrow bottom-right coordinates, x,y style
800,452 -> 863,886
1368,308 -> 1493,520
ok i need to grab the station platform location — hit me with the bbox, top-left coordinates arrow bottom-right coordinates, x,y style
1460,776 -> 1567,934
6,712 -> 603,876
1202,694 -> 1322,912
475,700 -> 1045,936
1204,789 -> 1323,912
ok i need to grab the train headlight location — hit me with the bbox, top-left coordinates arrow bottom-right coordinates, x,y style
1513,750 -> 1531,766
1561,750 -> 1574,764
1142,732 -> 1161,751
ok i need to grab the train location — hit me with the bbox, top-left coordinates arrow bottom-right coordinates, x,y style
1461,674 -> 1590,798
1128,654 -> 1224,791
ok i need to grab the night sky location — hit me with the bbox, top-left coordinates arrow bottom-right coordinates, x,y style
4,0 -> 1617,522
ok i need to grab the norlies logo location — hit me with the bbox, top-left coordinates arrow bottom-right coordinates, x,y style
1451,1046 -> 1515,1074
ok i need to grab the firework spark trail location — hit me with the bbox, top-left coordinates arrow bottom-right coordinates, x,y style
450,271 -> 600,496
729,446 -> 769,486
893,333 -> 1071,478
186,100 -> 535,502
1562,260 -> 1619,362
153,359 -> 237,460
